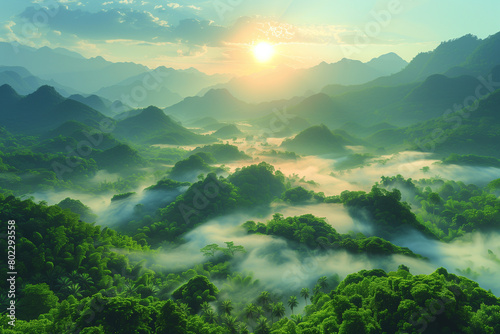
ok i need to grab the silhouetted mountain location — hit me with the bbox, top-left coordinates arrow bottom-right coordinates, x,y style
92,144 -> 145,172
369,88 -> 500,157
114,106 -> 214,144
0,66 -> 77,95
165,89 -> 252,121
288,93 -> 346,127
202,53 -> 407,102
281,124 -> 351,155
96,80 -> 183,109
366,52 -> 409,74
37,121 -> 120,153
111,66 -> 230,98
0,85 -> 111,135
212,124 -> 243,138
68,94 -> 128,117
457,31 -> 500,74
0,42 -> 147,93
0,84 -> 21,110
310,64 -> 500,128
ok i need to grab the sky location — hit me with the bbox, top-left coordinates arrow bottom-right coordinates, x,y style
1,0 -> 499,74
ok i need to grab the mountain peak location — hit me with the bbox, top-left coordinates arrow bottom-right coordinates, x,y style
203,88 -> 236,100
0,84 -> 19,97
0,84 -> 21,105
24,85 -> 65,106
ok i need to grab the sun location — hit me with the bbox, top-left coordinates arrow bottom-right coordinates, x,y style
253,42 -> 274,62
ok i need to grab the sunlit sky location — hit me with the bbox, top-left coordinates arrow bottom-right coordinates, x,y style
1,0 -> 500,75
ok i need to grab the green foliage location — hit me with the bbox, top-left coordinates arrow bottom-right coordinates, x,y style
441,153 -> 500,168
172,276 -> 219,314
188,144 -> 251,163
228,162 -> 285,206
110,192 -> 136,202
57,197 -> 97,223
298,267 -> 500,333
282,186 -> 314,203
340,185 -> 437,240
17,284 -> 59,320
200,242 -> 246,258
380,175 -> 500,239
244,213 -> 422,258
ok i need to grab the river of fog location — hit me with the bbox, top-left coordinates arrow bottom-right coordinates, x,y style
26,135 -> 500,300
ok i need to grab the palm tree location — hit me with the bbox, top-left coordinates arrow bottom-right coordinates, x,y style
317,276 -> 328,291
78,273 -> 94,289
272,302 -> 286,323
121,282 -> 138,297
201,301 -> 212,315
56,277 -> 72,291
255,316 -> 270,334
220,300 -> 233,315
287,296 -> 298,314
203,309 -> 218,324
257,291 -> 271,310
178,303 -> 191,315
244,303 -> 257,321
291,314 -> 303,324
223,314 -> 238,334
68,270 -> 80,281
313,283 -> 323,296
255,306 -> 265,318
300,288 -> 310,306
65,284 -> 82,298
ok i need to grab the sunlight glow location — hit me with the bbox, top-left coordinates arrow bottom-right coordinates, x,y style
253,42 -> 274,62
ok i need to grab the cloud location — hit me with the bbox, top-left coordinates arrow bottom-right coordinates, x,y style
17,6 -> 227,46
167,3 -> 181,9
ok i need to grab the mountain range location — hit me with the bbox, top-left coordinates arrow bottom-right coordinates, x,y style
201,52 -> 408,102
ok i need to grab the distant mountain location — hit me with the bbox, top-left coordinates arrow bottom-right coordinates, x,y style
200,53 -> 408,102
281,124 -> 351,156
0,42 -> 147,93
36,121 -> 120,153
68,94 -> 130,117
165,89 -> 252,121
113,106 -> 214,145
92,144 -> 145,172
185,117 -> 225,131
308,65 -> 500,128
0,85 -> 111,135
95,80 -> 183,109
109,66 -> 230,98
0,66 -> 77,96
452,31 -> 500,75
212,124 -> 243,139
368,86 -> 500,157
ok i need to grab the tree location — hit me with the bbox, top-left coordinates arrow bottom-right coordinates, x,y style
157,300 -> 187,334
288,296 -> 299,314
172,275 -> 219,314
200,244 -> 219,257
255,316 -> 270,334
317,276 -> 329,291
221,241 -> 246,256
300,288 -> 310,306
18,284 -> 58,320
257,291 -> 271,310
220,300 -> 233,315
272,302 -> 286,323
244,303 -> 257,320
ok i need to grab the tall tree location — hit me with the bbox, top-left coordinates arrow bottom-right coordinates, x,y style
288,296 -> 299,314
300,288 -> 310,306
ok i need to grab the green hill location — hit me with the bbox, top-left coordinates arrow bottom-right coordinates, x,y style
114,106 -> 214,145
281,124 -> 351,155
0,85 -> 111,135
